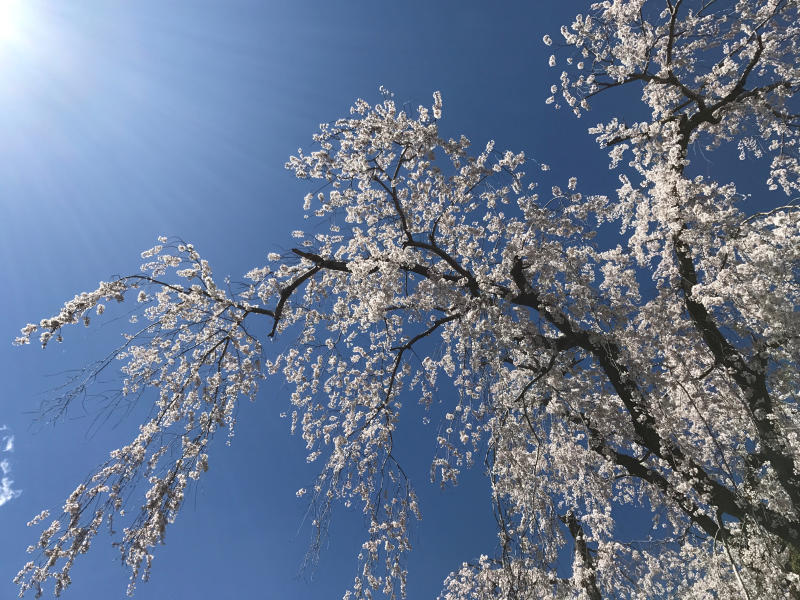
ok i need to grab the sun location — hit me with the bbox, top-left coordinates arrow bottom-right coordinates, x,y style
0,0 -> 28,46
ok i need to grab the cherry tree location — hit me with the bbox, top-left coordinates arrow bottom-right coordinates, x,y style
13,0 -> 800,598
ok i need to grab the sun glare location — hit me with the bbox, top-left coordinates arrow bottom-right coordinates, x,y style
0,0 -> 28,47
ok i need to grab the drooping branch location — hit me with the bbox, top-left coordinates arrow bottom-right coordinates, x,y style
674,235 -> 800,512
511,256 -> 800,545
562,513 -> 602,600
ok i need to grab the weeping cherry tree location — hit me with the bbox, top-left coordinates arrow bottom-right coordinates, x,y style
13,0 -> 800,598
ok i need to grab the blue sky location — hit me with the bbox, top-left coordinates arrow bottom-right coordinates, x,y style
0,2 -> 624,598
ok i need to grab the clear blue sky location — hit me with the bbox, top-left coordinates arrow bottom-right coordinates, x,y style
0,2 -> 630,598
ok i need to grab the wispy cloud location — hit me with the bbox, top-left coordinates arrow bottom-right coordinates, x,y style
0,477 -> 22,506
0,426 -> 21,507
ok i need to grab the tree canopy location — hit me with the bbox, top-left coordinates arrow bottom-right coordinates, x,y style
13,0 -> 800,598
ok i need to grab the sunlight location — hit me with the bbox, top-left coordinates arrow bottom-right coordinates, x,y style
0,0 -> 28,47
